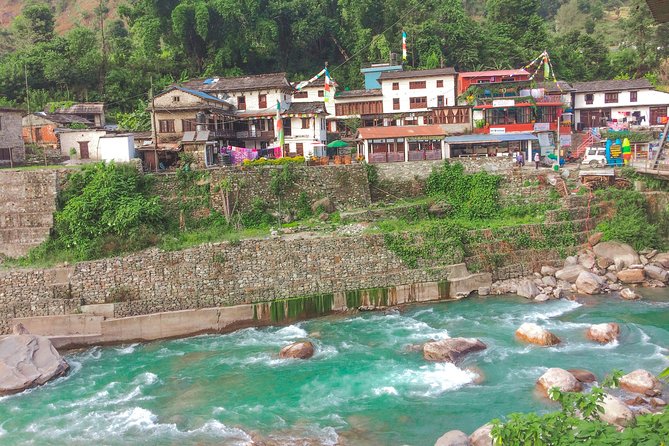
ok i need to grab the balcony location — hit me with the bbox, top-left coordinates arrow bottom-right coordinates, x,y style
235,130 -> 275,140
210,129 -> 236,139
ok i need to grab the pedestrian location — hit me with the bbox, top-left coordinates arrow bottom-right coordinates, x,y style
518,152 -> 525,167
534,152 -> 540,169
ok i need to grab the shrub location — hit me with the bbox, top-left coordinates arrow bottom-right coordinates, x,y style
242,156 -> 305,166
596,189 -> 660,251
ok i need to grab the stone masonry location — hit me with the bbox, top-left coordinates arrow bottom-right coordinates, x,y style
0,108 -> 25,165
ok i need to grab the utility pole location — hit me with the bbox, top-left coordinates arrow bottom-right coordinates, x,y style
25,65 -> 44,165
98,0 -> 108,98
150,77 -> 159,172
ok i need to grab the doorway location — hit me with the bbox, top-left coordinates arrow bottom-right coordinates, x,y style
78,141 -> 90,159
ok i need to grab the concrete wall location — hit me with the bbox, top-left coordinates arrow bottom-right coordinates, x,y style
0,170 -> 60,258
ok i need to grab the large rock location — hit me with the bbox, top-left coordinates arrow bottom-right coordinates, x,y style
575,271 -> 603,295
515,323 -> 560,346
644,264 -> 669,283
279,341 -> 315,359
620,287 -> 642,300
593,242 -> 640,269
568,369 -> 598,383
423,338 -> 487,363
541,266 -> 557,276
617,269 -> 646,284
542,276 -> 557,287
435,430 -> 471,446
652,252 -> 669,268
579,254 -> 596,270
0,334 -> 69,396
469,423 -> 493,446
586,323 -> 620,344
555,265 -> 587,283
588,232 -> 604,246
600,393 -> 635,427
537,368 -> 583,396
619,369 -> 662,395
311,197 -> 335,214
516,279 -> 540,299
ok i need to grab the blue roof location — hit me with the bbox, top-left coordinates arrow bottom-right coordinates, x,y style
444,133 -> 539,144
174,86 -> 228,104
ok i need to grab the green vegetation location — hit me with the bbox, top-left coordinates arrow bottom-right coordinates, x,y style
492,371 -> 669,445
258,293 -> 335,323
242,156 -> 305,167
0,0 -> 666,116
595,189 -> 663,251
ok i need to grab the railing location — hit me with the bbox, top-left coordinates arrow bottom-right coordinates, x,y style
235,130 -> 275,139
369,152 -> 405,163
574,132 -> 595,159
408,150 -> 442,161
210,129 -> 236,138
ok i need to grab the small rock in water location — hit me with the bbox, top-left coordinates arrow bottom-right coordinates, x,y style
644,264 -> 669,283
619,369 -> 662,395
575,271 -> 603,295
516,279 -> 540,299
537,368 -> 582,396
617,269 -> 646,284
423,338 -> 487,363
534,293 -> 550,302
515,322 -> 560,346
384,307 -> 400,316
650,398 -> 667,408
568,369 -> 598,383
477,286 -> 490,296
620,288 -> 641,300
469,423 -> 493,446
279,341 -> 315,359
434,430 -> 470,446
586,323 -> 620,344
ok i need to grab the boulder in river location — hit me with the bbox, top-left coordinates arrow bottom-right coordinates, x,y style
586,323 -> 620,344
423,338 -> 487,363
469,423 -> 493,446
0,331 -> 69,396
643,264 -> 669,283
434,430 -> 471,446
555,265 -> 587,283
575,271 -> 603,295
536,368 -> 583,396
516,279 -> 540,299
515,323 -> 560,346
568,369 -> 598,384
600,393 -> 635,427
279,341 -> 315,359
620,288 -> 641,300
652,252 -> 669,268
617,269 -> 646,284
619,369 -> 662,396
593,241 -> 640,270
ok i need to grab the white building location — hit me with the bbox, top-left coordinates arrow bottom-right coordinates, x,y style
572,79 -> 669,128
378,67 -> 457,120
282,102 -> 328,158
58,129 -> 135,161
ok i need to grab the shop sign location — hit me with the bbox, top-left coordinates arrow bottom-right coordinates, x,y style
533,122 -> 550,131
492,99 -> 515,107
490,128 -> 506,134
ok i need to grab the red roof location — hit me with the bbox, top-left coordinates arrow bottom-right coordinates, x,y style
357,125 -> 447,139
459,69 -> 529,78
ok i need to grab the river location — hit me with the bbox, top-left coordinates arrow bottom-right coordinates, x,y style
1,290 -> 668,445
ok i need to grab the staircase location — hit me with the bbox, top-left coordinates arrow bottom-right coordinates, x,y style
573,131 -> 595,160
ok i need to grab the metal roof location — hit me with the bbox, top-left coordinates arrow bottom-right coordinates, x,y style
335,89 -> 383,98
444,133 -> 538,144
458,69 -> 529,78
378,67 -> 456,81
357,125 -> 448,139
572,78 -> 653,93
181,73 -> 292,93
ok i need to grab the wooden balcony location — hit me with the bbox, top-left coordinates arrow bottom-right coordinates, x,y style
235,130 -> 275,140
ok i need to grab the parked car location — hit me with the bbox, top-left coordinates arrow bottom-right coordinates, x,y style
581,147 -> 607,167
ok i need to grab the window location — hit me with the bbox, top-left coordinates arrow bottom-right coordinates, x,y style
0,148 -> 9,160
437,96 -> 444,107
605,92 -> 618,104
630,91 -> 637,102
392,82 -> 399,90
158,119 -> 175,133
283,118 -> 292,136
409,81 -> 426,89
393,98 -> 400,110
318,90 -> 324,97
237,96 -> 246,110
258,94 -> 267,109
295,143 -> 304,156
301,117 -> 310,129
172,96 -> 180,102
405,117 -> 418,126
585,94 -> 594,105
182,119 -> 196,132
436,80 -> 444,88
409,97 -> 427,109
294,91 -> 308,99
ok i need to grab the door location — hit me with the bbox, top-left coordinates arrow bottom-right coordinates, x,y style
78,141 -> 90,159
437,95 -> 444,107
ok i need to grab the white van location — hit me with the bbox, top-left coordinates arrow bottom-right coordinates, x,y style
582,147 -> 607,167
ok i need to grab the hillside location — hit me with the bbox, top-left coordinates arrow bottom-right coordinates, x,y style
0,0 -> 122,33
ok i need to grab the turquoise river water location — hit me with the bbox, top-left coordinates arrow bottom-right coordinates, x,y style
1,291 -> 668,445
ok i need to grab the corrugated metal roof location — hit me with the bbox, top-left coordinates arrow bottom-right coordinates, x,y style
378,67 -> 456,81
285,101 -> 328,115
459,69 -> 529,78
181,73 -> 292,93
357,125 -> 448,139
572,78 -> 653,93
444,133 -> 538,144
335,89 -> 383,98
646,0 -> 669,23
48,102 -> 104,115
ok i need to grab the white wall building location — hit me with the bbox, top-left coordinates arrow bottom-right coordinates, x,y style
572,79 -> 669,128
58,129 -> 135,162
282,102 -> 328,158
378,67 -> 457,115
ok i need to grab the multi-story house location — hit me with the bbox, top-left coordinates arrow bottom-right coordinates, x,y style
457,69 -> 530,96
572,79 -> 669,129
0,108 -> 25,166
333,89 -> 384,135
46,102 -> 106,128
379,67 -> 457,116
281,102 -> 328,157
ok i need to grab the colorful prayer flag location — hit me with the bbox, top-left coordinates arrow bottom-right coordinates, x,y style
402,31 -> 407,62
324,66 -> 331,103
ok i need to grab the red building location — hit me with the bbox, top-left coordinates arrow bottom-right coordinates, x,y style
457,69 -> 530,96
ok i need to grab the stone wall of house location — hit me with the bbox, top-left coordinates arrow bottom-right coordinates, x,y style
0,110 -> 26,164
0,234 -> 476,334
0,170 -> 60,258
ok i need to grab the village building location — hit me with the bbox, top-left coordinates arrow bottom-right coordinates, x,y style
333,89 -> 384,136
22,112 -> 93,149
46,102 -> 106,128
572,78 -> 669,129
57,129 -> 135,162
357,125 -> 448,163
0,108 -> 26,166
281,102 -> 328,157
457,69 -> 530,96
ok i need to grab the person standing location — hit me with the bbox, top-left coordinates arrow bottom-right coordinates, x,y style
534,152 -> 540,169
